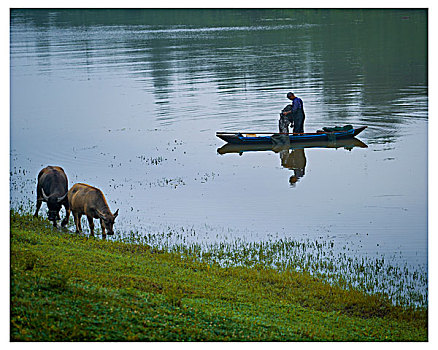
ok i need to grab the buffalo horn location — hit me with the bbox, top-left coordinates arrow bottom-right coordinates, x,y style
57,192 -> 67,203
96,209 -> 105,219
41,188 -> 49,201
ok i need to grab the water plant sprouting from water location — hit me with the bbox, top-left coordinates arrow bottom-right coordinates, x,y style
117,229 -> 427,309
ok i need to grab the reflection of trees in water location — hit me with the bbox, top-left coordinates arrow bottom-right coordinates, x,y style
11,9 -> 427,127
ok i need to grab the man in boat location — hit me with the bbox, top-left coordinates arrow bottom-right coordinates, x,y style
279,92 -> 305,134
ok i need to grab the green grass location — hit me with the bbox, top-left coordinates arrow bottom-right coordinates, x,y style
10,211 -> 427,341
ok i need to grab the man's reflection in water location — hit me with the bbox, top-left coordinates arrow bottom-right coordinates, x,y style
279,148 -> 307,187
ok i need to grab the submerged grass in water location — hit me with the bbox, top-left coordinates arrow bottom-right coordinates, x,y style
119,227 -> 427,309
10,210 -> 427,341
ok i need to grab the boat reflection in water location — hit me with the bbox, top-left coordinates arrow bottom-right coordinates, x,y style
217,138 -> 368,187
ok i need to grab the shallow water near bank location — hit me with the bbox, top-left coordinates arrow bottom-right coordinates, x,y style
10,10 -> 427,298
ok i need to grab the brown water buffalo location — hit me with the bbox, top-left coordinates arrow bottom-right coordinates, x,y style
66,183 -> 119,239
34,166 -> 69,227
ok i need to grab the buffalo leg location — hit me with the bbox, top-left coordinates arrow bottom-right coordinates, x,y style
73,212 -> 82,233
61,203 -> 70,227
87,216 -> 95,237
34,199 -> 42,217
100,218 -> 106,240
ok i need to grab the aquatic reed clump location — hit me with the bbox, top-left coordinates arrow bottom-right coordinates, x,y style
121,231 -> 427,309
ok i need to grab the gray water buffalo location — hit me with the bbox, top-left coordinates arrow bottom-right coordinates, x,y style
34,166 -> 69,227
66,183 -> 119,239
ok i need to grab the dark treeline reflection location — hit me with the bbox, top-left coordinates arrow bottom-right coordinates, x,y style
11,9 -> 427,130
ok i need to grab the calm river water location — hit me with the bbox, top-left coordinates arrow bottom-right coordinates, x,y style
10,9 -> 427,270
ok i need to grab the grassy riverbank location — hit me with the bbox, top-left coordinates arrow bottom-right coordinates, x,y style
10,212 -> 427,341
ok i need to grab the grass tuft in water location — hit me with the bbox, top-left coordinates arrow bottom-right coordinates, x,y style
118,229 -> 427,309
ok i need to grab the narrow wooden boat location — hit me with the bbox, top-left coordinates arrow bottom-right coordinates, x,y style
216,126 -> 367,145
217,137 -> 368,155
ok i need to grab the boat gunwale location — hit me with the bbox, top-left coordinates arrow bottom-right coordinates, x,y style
216,126 -> 367,138
216,127 -> 367,145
